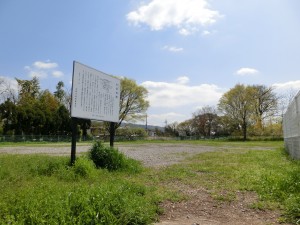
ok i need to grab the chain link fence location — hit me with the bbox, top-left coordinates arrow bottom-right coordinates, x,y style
283,91 -> 300,159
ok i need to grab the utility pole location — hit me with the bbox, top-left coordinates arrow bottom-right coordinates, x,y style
145,114 -> 148,131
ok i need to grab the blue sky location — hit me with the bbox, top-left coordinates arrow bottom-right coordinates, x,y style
1,0 -> 300,126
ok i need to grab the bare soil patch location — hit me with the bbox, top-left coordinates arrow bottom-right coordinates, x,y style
154,183 -> 289,225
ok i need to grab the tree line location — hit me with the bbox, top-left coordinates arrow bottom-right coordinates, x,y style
0,77 -> 79,137
0,76 -> 295,141
0,76 -> 149,139
165,84 -> 290,141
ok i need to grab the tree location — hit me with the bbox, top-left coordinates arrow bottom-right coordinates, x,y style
0,77 -> 17,104
251,85 -> 278,132
55,105 -> 72,135
38,90 -> 60,135
277,88 -> 298,121
177,119 -> 194,136
16,77 -> 40,102
165,122 -> 179,137
107,77 -> 149,146
116,126 -> 147,140
0,77 -> 76,137
118,78 -> 149,126
192,106 -> 218,138
218,84 -> 256,141
54,81 -> 65,104
0,99 -> 17,134
77,118 -> 91,141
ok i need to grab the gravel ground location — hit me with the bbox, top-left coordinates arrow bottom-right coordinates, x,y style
0,143 -> 220,167
115,143 -> 220,167
0,143 -> 274,167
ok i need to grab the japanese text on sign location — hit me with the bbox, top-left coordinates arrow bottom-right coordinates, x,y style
71,61 -> 120,122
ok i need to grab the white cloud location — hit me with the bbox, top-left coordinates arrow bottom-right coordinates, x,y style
272,80 -> 300,92
202,30 -> 211,36
142,77 -> 224,126
127,0 -> 222,35
24,60 -> 63,79
179,28 -> 191,36
52,71 -> 64,78
28,70 -> 48,79
0,76 -> 18,91
141,77 -> 223,108
33,61 -> 58,69
163,45 -> 184,52
236,67 -> 259,76
148,112 -> 187,126
176,76 -> 189,84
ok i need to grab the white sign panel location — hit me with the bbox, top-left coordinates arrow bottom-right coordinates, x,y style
71,61 -> 120,122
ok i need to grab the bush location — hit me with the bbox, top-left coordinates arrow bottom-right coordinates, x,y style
88,141 -> 141,172
89,141 -> 125,170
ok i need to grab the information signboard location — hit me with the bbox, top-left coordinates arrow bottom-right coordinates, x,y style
71,61 -> 120,122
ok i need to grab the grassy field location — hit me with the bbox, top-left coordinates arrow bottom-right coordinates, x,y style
0,140 -> 299,224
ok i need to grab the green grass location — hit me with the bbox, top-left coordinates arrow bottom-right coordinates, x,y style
0,154 -> 159,225
115,139 -> 284,148
148,143 -> 300,224
0,140 -> 299,224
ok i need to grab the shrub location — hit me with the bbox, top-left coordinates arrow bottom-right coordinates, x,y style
88,141 -> 126,171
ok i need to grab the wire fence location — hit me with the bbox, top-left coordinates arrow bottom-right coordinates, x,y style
283,91 -> 300,159
0,134 -> 282,143
0,135 -> 223,143
0,135 -> 75,143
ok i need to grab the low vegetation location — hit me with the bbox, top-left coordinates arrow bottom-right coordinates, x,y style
0,148 -> 158,224
89,141 -> 142,172
150,142 -> 300,224
0,140 -> 299,224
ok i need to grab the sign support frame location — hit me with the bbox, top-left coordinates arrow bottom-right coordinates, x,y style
70,117 -> 78,165
70,61 -> 120,164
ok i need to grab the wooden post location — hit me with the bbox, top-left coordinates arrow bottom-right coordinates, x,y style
109,122 -> 115,147
71,117 -> 77,165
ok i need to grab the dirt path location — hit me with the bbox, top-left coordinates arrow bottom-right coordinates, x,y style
154,184 -> 287,225
0,143 -> 289,225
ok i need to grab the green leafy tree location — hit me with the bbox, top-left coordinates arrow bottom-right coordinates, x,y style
0,99 -> 17,134
107,78 -> 149,145
218,84 -> 256,141
54,81 -> 66,104
16,77 -> 40,102
12,77 -> 41,135
38,90 -> 60,135
177,119 -> 194,136
118,78 -> 149,126
0,77 -> 75,137
55,105 -> 71,135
